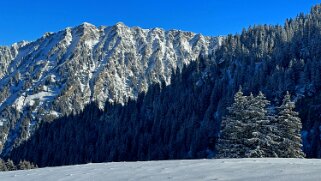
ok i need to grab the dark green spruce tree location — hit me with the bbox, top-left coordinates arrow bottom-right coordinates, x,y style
276,92 -> 305,158
217,88 -> 250,158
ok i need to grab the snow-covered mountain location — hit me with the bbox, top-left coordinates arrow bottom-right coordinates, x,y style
0,22 -> 221,154
1,158 -> 320,181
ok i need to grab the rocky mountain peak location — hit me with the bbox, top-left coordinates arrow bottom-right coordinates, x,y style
0,22 -> 220,154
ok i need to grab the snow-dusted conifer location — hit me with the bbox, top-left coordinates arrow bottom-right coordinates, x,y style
218,90 -> 279,158
276,92 -> 305,158
5,159 -> 16,171
0,159 -> 8,171
217,88 -> 251,158
243,92 -> 273,157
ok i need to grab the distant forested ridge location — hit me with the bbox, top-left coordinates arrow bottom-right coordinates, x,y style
7,4 -> 321,166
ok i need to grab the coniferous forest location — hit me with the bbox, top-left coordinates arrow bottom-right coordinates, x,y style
7,4 -> 321,167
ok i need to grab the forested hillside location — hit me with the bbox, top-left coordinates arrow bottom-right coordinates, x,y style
7,4 -> 321,167
0,22 -> 218,154
9,58 -> 222,167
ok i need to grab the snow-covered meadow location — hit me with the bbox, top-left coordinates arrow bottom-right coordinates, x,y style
0,158 -> 320,181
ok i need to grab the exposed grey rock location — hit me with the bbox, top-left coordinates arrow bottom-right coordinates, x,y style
0,22 -> 220,154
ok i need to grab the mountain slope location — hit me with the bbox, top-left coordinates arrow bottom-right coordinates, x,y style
9,4 -> 321,165
5,4 -> 321,164
0,22 -> 220,153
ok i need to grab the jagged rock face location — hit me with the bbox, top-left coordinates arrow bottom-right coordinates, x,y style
0,42 -> 26,79
0,22 -> 220,154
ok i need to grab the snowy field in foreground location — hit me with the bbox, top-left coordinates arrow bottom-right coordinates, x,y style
0,158 -> 321,181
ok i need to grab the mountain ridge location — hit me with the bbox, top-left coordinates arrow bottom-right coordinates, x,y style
5,4 -> 321,161
0,22 -> 221,154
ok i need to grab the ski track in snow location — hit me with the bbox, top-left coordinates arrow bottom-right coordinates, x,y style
0,158 -> 321,181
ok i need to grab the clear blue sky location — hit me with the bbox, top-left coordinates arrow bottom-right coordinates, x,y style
1,0 -> 320,45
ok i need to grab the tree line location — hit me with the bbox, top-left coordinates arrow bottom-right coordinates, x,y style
0,158 -> 37,171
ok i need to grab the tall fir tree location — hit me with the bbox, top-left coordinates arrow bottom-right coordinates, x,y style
243,92 -> 274,157
276,92 -> 305,158
0,159 -> 8,171
217,88 -> 249,158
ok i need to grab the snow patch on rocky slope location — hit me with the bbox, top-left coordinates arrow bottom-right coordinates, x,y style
0,22 -> 221,154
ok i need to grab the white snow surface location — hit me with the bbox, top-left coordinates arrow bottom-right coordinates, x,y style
0,158 -> 321,181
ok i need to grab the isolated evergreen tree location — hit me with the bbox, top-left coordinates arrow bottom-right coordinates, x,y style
276,92 -> 305,158
243,92 -> 274,157
0,159 -> 8,171
5,159 -> 16,171
217,88 -> 251,158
